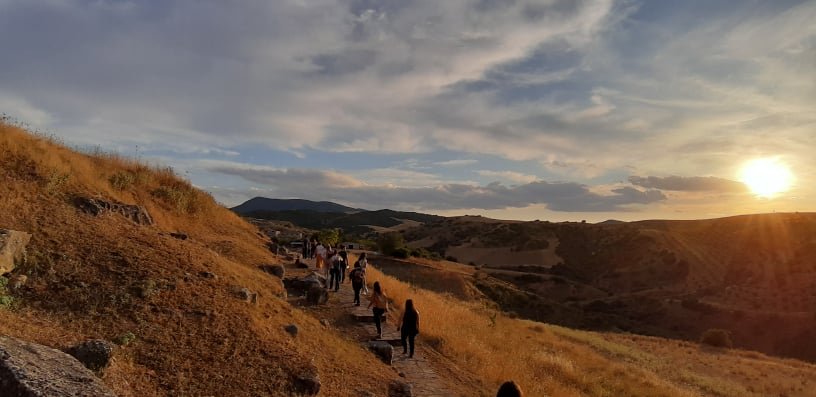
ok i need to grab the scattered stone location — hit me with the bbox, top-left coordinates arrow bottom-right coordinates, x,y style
284,324 -> 298,337
0,229 -> 31,274
358,391 -> 376,397
199,271 -> 217,279
293,373 -> 321,396
259,264 -> 285,279
235,287 -> 259,304
367,341 -> 394,365
320,319 -> 330,327
66,339 -> 115,374
74,197 -> 153,225
306,285 -> 329,305
169,232 -> 188,240
295,258 -> 309,269
388,380 -> 413,397
398,372 -> 406,378
0,336 -> 117,396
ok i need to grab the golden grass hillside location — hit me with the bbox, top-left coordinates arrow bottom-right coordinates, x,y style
363,262 -> 816,397
0,122 -> 400,396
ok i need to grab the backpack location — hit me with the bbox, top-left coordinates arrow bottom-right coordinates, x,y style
332,257 -> 343,271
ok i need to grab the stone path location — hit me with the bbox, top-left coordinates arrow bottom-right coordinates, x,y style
297,258 -> 456,397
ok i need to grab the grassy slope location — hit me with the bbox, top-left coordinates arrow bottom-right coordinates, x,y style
365,261 -> 816,397
0,123 -> 398,396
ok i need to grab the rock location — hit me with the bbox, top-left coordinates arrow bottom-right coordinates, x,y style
293,373 -> 321,396
66,339 -> 115,374
169,232 -> 188,240
259,264 -> 285,279
367,341 -> 394,365
303,271 -> 327,288
306,285 -> 329,305
284,324 -> 298,337
0,229 -> 31,274
388,380 -> 413,397
295,258 -> 309,269
235,287 -> 259,304
320,319 -> 330,327
199,271 -> 217,279
0,336 -> 117,396
74,197 -> 153,225
358,391 -> 376,397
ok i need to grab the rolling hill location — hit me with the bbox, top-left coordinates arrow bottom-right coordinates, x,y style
243,208 -> 444,235
231,197 -> 361,214
402,214 -> 816,361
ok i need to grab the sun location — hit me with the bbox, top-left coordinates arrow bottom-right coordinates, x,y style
739,158 -> 794,197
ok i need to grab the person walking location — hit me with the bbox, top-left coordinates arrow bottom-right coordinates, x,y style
338,245 -> 349,283
349,263 -> 364,306
496,381 -> 523,397
315,241 -> 326,270
357,252 -> 369,295
328,250 -> 344,291
367,281 -> 388,338
397,299 -> 420,358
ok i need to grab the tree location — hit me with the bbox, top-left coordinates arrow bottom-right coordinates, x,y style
377,232 -> 404,256
316,228 -> 340,246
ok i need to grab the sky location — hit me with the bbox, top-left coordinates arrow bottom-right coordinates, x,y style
1,0 -> 814,222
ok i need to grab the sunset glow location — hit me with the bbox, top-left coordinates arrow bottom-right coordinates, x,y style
739,158 -> 794,198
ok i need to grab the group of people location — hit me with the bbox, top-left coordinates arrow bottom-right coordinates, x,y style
301,241 -> 522,395
304,241 -> 420,358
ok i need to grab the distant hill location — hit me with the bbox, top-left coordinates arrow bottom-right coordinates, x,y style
231,197 -> 361,214
243,208 -> 444,235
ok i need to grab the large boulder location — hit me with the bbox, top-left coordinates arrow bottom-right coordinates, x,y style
0,336 -> 117,397
0,229 -> 31,275
74,197 -> 153,225
367,341 -> 393,365
66,339 -> 115,374
306,285 -> 329,305
259,264 -> 285,279
388,380 -> 413,397
293,373 -> 321,396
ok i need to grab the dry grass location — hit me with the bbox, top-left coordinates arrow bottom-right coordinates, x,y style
0,122 -> 399,396
363,259 -> 816,397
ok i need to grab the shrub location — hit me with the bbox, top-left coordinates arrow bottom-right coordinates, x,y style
700,328 -> 732,348
377,232 -> 405,256
0,277 -> 14,310
392,247 -> 410,259
152,184 -> 202,214
114,332 -> 137,346
109,171 -> 136,190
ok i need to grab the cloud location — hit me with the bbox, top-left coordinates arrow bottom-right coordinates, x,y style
435,159 -> 478,166
210,164 -> 665,212
628,176 -> 748,193
477,170 -> 538,184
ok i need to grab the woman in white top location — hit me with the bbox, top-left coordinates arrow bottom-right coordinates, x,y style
357,252 -> 369,294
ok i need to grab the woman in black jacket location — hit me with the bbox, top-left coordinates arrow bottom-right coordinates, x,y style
397,299 -> 420,358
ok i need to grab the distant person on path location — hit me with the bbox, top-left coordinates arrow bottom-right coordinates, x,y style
397,299 -> 420,358
357,252 -> 369,295
301,237 -> 309,259
367,281 -> 388,338
349,262 -> 364,306
339,245 -> 349,283
315,241 -> 326,270
496,381 -> 523,397
310,239 -> 317,259
328,250 -> 344,291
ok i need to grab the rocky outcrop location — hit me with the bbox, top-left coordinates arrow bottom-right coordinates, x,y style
74,197 -> 153,225
234,287 -> 259,304
0,336 -> 117,397
367,341 -> 393,365
306,285 -> 329,305
388,380 -> 413,397
0,229 -> 31,275
283,271 -> 325,296
66,339 -> 115,374
293,373 -> 321,396
259,264 -> 285,279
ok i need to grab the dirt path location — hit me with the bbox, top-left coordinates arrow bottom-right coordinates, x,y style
292,258 -> 463,397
